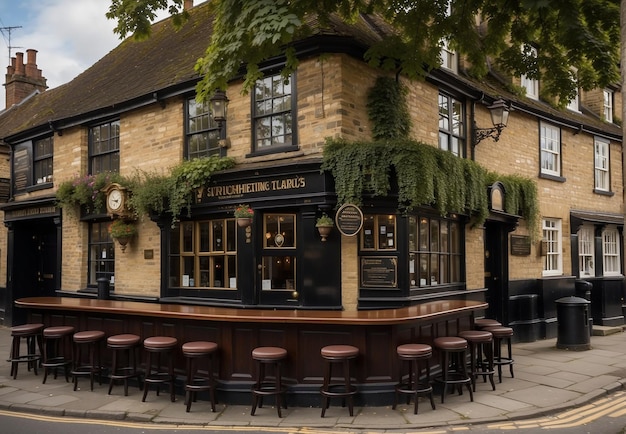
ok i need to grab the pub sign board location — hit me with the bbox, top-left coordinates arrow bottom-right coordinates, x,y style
336,203 -> 363,236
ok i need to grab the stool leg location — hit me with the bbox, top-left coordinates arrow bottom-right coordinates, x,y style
251,360 -> 262,416
485,341 -> 496,391
343,358 -> 353,417
142,351 -> 152,402
411,358 -> 419,414
426,358 -> 435,410
10,336 -> 19,379
507,338 -> 515,378
440,351 -> 449,403
494,337 -> 502,383
185,356 -> 194,412
108,349 -> 117,395
276,361 -> 283,418
169,353 -> 176,402
320,361 -> 331,417
208,354 -> 217,411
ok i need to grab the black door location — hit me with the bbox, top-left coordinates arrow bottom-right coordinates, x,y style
484,221 -> 509,324
8,219 -> 59,325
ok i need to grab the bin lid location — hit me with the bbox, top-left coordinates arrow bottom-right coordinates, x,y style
555,296 -> 590,305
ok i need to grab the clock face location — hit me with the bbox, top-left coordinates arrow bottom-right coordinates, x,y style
108,189 -> 123,211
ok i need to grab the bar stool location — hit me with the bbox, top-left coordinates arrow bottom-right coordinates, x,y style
251,346 -> 288,417
320,344 -> 359,417
8,323 -> 44,379
107,333 -> 142,396
484,326 -> 515,382
393,343 -> 435,414
71,330 -> 105,391
42,325 -> 75,384
182,341 -> 218,412
433,337 -> 473,403
458,330 -> 495,392
475,318 -> 501,330
142,336 -> 178,402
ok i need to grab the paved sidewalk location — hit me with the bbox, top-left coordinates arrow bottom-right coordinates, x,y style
1,325 -> 626,431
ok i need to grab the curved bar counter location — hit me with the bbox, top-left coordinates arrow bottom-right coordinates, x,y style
17,297 -> 487,406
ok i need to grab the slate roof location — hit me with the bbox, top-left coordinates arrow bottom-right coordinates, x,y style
0,2 -> 620,142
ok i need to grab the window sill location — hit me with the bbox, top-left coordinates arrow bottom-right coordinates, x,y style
593,188 -> 614,197
539,173 -> 566,183
246,145 -> 299,158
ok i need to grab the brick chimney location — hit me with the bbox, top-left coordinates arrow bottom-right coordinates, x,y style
4,49 -> 48,108
184,0 -> 194,10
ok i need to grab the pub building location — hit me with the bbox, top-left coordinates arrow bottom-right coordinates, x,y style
0,1 -> 623,406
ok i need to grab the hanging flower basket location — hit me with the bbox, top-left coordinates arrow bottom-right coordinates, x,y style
234,204 -> 254,227
316,213 -> 334,242
108,219 -> 137,252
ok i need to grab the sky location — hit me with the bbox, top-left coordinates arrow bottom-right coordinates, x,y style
0,0 -> 206,111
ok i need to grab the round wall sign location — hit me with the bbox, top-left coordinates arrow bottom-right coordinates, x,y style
335,203 -> 363,237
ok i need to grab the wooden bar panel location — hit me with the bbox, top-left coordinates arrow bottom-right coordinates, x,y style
16,297 -> 486,406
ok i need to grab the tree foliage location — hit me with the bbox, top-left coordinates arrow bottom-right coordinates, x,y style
107,0 -> 620,105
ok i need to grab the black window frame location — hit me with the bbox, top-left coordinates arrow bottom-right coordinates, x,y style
250,71 -> 298,156
12,134 -> 54,193
185,96 -> 223,159
89,119 -> 120,174
438,92 -> 466,157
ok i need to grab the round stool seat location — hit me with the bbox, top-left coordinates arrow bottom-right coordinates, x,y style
397,343 -> 432,357
475,318 -> 501,329
321,345 -> 359,359
484,326 -> 514,337
182,341 -> 218,355
74,330 -> 105,343
252,346 -> 287,361
11,323 -> 44,336
43,325 -> 75,338
107,334 -> 140,347
459,330 -> 493,343
144,336 -> 177,350
433,336 -> 467,350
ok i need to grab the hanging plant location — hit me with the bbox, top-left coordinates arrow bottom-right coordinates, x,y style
321,138 -> 537,233
56,172 -> 129,214
367,76 -> 412,140
108,219 -> 137,239
128,155 -> 236,226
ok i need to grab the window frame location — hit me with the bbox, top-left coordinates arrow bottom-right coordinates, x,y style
12,135 -> 54,193
438,92 -> 465,157
540,122 -> 561,177
594,137 -> 610,192
542,218 -> 563,276
251,71 -> 297,155
88,221 -> 115,287
185,96 -> 222,159
439,1 -> 457,73
89,119 -> 120,174
260,213 -> 297,292
603,89 -> 614,123
577,225 -> 595,278
520,45 -> 538,100
602,226 -> 621,276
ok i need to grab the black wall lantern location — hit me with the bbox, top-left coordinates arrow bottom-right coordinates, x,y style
209,90 -> 229,127
473,98 -> 510,145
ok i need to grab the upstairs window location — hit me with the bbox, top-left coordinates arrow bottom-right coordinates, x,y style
439,2 -> 457,73
252,72 -> 296,153
566,69 -> 580,112
594,137 -> 610,192
12,135 -> 54,192
540,122 -> 561,177
603,89 -> 614,123
438,93 -> 464,157
186,97 -> 221,159
89,120 -> 120,174
520,45 -> 538,100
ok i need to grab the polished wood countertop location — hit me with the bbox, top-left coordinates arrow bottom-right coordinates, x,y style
16,297 -> 487,326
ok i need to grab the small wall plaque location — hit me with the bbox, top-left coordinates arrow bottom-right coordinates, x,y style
510,235 -> 531,256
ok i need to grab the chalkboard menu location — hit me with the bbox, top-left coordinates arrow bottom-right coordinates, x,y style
13,142 -> 32,192
336,203 -> 363,236
360,256 -> 397,288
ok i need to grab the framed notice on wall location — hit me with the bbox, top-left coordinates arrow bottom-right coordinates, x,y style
360,256 -> 397,288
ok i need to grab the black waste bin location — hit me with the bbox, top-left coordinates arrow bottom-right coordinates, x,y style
97,277 -> 111,300
574,279 -> 593,335
555,296 -> 591,350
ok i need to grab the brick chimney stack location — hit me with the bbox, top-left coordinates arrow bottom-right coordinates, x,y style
4,48 -> 48,109
184,0 -> 194,10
